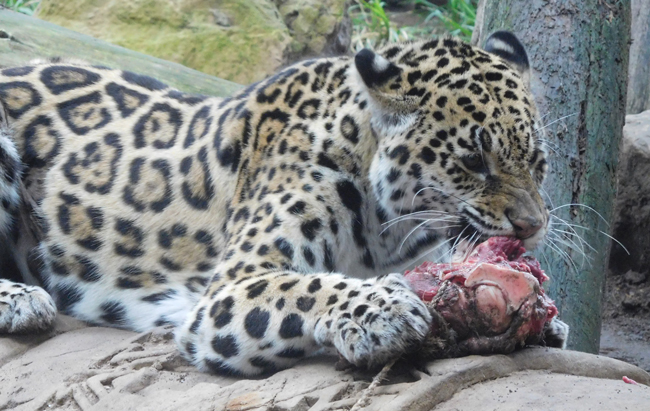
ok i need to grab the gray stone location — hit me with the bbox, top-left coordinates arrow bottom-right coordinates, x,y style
609,110 -> 650,279
624,270 -> 648,285
1,316 -> 648,410
433,371 -> 650,411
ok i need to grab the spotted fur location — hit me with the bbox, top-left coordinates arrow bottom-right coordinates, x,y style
0,102 -> 20,236
0,32 -> 566,374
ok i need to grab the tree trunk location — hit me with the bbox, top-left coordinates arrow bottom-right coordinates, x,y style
0,9 -> 243,97
472,0 -> 630,353
627,0 -> 650,114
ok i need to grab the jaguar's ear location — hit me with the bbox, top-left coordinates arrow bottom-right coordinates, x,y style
354,48 -> 402,91
354,48 -> 419,128
484,31 -> 530,86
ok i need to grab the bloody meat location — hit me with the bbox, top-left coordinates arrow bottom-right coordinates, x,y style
404,236 -> 558,357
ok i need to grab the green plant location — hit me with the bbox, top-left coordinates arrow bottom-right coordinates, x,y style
1,0 -> 40,15
350,0 -> 430,51
349,0 -> 390,51
415,0 -> 477,42
349,0 -> 478,51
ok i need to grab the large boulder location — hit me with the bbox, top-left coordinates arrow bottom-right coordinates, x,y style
609,110 -> 650,284
607,110 -> 650,329
1,316 -> 649,410
36,0 -> 351,85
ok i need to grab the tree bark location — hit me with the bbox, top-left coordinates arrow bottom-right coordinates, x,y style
627,0 -> 650,114
472,0 -> 630,353
0,9 -> 243,97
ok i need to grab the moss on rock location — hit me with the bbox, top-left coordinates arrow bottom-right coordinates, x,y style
274,0 -> 350,59
37,0 -> 291,84
37,0 -> 350,85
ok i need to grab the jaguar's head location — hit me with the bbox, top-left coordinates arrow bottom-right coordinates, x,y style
359,32 -> 548,251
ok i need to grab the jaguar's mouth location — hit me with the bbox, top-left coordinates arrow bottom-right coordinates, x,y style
447,214 -> 548,255
447,218 -> 489,245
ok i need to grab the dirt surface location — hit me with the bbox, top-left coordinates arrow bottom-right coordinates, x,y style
384,3 -> 448,38
600,270 -> 650,373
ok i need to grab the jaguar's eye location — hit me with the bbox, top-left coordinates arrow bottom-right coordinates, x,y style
461,154 -> 486,173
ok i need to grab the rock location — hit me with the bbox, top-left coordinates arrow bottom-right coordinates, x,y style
210,9 -> 232,27
433,371 -> 650,411
628,0 -> 650,114
273,0 -> 351,60
624,270 -> 648,285
36,0 -> 351,84
1,316 -> 649,410
609,110 -> 650,278
0,10 -> 243,96
621,284 -> 650,311
622,291 -> 643,311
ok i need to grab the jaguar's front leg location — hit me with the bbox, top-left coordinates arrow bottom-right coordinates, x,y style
313,273 -> 432,368
176,270 -> 431,376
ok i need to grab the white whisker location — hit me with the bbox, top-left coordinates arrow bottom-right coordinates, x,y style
597,229 -> 630,255
422,224 -> 461,230
537,138 -> 561,152
438,224 -> 472,264
549,212 -> 623,255
535,112 -> 579,133
549,203 -> 609,226
550,228 -> 596,253
539,249 -> 552,274
382,209 -> 453,226
547,231 -> 589,268
538,140 -> 560,154
398,235 -> 458,271
545,238 -> 580,274
540,187 -> 555,210
379,214 -> 456,236
460,231 -> 480,263
549,215 -> 593,234
398,219 -> 433,255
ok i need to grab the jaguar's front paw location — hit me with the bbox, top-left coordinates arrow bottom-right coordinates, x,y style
315,273 -> 431,368
0,280 -> 56,333
543,317 -> 569,349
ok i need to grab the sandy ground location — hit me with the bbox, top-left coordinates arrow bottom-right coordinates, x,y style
600,271 -> 650,372
1,315 -> 649,411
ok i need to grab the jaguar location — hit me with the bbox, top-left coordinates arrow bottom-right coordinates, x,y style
0,31 -> 568,375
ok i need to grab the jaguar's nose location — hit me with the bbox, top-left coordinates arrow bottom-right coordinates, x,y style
507,214 -> 543,239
